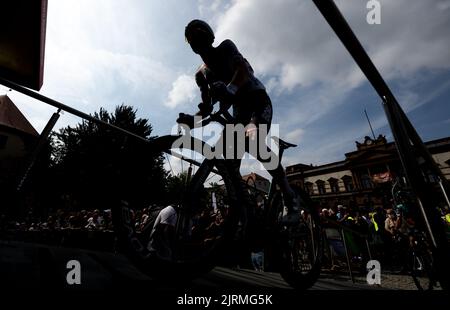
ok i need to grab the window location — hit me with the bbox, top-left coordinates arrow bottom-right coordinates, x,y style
361,174 -> 372,189
305,182 -> 314,195
328,178 -> 339,193
0,134 -> 8,149
316,180 -> 326,195
425,170 -> 438,183
342,176 -> 354,192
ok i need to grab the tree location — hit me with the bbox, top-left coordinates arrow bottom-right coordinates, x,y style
51,105 -> 167,210
166,172 -> 189,205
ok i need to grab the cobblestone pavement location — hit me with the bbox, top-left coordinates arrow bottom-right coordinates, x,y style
321,269 -> 442,290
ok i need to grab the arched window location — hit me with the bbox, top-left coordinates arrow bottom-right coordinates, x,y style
328,178 -> 339,193
316,180 -> 326,195
342,175 -> 354,192
305,182 -> 314,195
361,173 -> 372,189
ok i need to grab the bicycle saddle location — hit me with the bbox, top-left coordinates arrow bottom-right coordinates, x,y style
271,137 -> 297,150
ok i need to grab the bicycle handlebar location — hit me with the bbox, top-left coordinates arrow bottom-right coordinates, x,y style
195,101 -> 235,127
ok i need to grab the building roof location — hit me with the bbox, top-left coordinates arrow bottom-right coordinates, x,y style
286,135 -> 450,177
287,160 -> 348,177
242,172 -> 270,183
0,95 -> 38,136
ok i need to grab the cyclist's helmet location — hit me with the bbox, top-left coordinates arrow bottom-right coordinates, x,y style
185,19 -> 215,46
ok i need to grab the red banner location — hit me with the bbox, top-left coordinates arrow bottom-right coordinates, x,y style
372,172 -> 392,183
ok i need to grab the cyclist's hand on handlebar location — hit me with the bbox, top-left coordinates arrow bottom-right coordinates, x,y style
197,102 -> 213,116
176,113 -> 195,129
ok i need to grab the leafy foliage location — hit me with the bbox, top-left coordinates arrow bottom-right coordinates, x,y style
50,105 -> 168,210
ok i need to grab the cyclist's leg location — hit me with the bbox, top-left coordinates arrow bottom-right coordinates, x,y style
241,92 -> 296,206
252,134 -> 296,206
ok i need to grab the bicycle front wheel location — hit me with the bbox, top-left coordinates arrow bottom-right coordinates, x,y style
269,188 -> 323,290
112,135 -> 245,281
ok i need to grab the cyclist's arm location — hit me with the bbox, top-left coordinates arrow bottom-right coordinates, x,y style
195,64 -> 212,116
228,54 -> 250,90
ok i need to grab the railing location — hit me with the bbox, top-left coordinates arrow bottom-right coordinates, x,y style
320,217 -> 373,283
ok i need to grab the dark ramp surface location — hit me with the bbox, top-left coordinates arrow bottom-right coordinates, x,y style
0,240 -> 379,292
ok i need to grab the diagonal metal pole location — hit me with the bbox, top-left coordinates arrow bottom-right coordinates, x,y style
0,76 -> 211,172
312,0 -> 449,289
17,108 -> 61,191
0,76 -> 151,145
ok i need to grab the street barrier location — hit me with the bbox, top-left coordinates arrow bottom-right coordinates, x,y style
321,218 -> 373,283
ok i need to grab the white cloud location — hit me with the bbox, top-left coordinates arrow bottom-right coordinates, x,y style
198,0 -> 231,20
5,0 -> 449,171
165,74 -> 197,109
205,0 -> 450,168
214,0 -> 450,92
284,128 -> 304,145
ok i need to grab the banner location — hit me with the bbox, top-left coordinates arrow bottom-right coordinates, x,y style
372,171 -> 392,183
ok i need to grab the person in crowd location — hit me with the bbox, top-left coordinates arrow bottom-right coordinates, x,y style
385,209 -> 397,236
147,205 -> 178,260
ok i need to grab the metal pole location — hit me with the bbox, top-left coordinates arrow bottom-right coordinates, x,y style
383,97 -> 437,247
0,76 -> 151,145
364,109 -> 376,140
365,238 -> 372,261
17,108 -> 61,191
439,177 -> 450,208
312,0 -> 449,289
0,77 -> 217,174
340,229 -> 355,283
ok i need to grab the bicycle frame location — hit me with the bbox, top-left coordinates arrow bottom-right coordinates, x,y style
174,106 -> 289,214
171,106 -> 292,247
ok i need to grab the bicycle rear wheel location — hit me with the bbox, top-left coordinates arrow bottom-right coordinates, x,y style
408,240 -> 438,290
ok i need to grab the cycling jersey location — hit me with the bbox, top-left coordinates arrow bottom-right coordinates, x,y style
195,39 -> 269,126
196,39 -> 265,94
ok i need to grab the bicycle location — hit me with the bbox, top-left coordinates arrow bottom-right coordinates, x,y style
391,186 -> 442,290
111,101 -> 323,290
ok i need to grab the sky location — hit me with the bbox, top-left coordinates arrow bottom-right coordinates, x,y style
4,0 -> 450,179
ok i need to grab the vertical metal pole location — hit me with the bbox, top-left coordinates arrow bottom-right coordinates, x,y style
186,163 -> 193,185
365,238 -> 372,261
364,109 -> 376,140
439,177 -> 450,208
341,229 -> 355,283
309,216 -> 317,261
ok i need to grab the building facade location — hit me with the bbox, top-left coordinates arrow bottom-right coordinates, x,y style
286,135 -> 450,209
0,95 -> 39,216
242,172 -> 271,195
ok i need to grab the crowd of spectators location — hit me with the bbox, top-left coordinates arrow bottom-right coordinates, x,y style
1,198 -> 448,274
0,209 -> 114,232
318,202 -> 450,271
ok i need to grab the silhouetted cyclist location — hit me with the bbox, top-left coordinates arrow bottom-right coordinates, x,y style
179,19 -> 298,213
